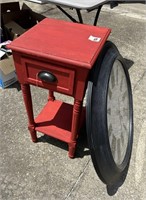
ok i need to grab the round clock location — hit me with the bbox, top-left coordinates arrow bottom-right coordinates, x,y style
86,41 -> 133,186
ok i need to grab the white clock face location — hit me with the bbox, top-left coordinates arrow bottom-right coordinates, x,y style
107,60 -> 130,166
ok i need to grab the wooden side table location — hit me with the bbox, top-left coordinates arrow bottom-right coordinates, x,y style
9,18 -> 110,158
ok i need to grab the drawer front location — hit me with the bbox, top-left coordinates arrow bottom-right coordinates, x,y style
21,57 -> 75,95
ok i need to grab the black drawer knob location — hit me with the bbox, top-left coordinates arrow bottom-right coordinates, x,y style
38,71 -> 57,83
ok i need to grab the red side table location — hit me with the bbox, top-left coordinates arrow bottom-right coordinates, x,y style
9,18 -> 110,158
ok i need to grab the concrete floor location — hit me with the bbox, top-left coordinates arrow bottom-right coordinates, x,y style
0,1 -> 146,199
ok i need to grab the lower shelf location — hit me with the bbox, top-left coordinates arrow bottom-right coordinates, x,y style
35,100 -> 73,143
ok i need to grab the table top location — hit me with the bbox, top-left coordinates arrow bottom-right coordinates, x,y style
26,0 -> 108,9
9,18 -> 111,69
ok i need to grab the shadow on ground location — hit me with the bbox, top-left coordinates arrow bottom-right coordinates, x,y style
37,123 -> 90,159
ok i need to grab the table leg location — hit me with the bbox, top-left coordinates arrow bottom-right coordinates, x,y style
69,99 -> 83,158
48,90 -> 55,101
21,84 -> 37,142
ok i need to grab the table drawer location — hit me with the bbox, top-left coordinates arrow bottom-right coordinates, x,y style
21,57 -> 75,95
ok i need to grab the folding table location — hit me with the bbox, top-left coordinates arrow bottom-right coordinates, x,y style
25,0 -> 145,25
